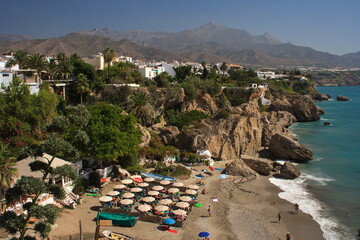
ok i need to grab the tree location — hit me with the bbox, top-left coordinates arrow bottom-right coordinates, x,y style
0,143 -> 17,190
5,50 -> 29,69
127,91 -> 155,126
220,62 -> 228,75
56,53 -> 73,80
46,58 -> 58,80
153,72 -> 171,87
103,48 -> 115,74
201,61 -> 209,79
0,134 -> 78,240
174,65 -> 192,82
74,73 -> 90,104
26,53 -> 48,78
86,103 -> 142,164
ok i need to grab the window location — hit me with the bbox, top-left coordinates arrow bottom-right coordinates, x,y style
2,74 -> 9,77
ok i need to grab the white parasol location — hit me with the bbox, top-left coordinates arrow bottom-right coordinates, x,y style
187,184 -> 199,190
147,191 -> 160,196
152,185 -> 164,191
176,201 -> 190,208
141,197 -> 155,203
160,180 -> 171,185
144,177 -> 155,182
106,191 -> 120,196
122,192 -> 135,198
158,199 -> 173,205
121,179 -> 133,184
155,205 -> 169,212
185,189 -> 197,195
138,204 -> 152,212
114,184 -> 126,189
179,196 -> 192,202
167,188 -> 180,193
172,209 -> 187,216
130,187 -> 143,193
120,199 -> 133,205
130,175 -> 142,179
172,182 -> 184,187
99,196 -> 112,202
138,182 -> 149,187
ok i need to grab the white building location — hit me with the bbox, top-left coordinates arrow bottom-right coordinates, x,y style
83,54 -> 105,70
0,71 -> 13,90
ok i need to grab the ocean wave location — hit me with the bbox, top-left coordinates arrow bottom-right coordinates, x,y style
301,173 -> 335,185
269,177 -> 352,240
275,159 -> 298,165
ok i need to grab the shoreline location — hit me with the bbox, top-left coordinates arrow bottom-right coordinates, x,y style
48,161 -> 325,240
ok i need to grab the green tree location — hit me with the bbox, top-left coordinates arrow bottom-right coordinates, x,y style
220,62 -> 228,75
86,103 -> 142,164
174,65 -> 192,82
153,72 -> 171,87
127,91 -> 155,126
56,53 -> 73,80
103,48 -> 115,75
74,73 -> 90,104
26,53 -> 48,78
0,143 -> 17,189
46,58 -> 58,80
5,50 -> 29,69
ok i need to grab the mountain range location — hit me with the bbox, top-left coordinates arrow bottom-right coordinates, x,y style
1,22 -> 359,67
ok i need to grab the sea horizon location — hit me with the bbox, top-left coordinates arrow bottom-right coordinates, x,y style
270,85 -> 360,240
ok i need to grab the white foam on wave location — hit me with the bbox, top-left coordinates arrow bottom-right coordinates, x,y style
275,159 -> 298,165
301,172 -> 335,185
269,176 -> 350,240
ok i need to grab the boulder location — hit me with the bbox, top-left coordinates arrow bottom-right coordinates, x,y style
269,134 -> 313,162
224,159 -> 258,179
138,124 -> 151,147
291,95 -> 321,122
280,161 -> 301,179
151,125 -> 180,145
241,155 -> 273,175
182,93 -> 218,115
312,93 -> 331,101
336,95 -> 350,101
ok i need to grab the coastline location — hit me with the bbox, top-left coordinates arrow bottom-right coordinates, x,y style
48,162 -> 324,240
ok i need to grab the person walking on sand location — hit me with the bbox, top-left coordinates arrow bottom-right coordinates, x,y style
293,203 -> 299,214
277,211 -> 281,223
286,232 -> 291,240
207,205 -> 212,217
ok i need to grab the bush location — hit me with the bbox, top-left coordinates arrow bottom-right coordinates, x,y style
165,110 -> 208,129
153,162 -> 191,177
223,88 -> 254,106
88,171 -> 101,187
214,109 -> 230,119
126,164 -> 144,174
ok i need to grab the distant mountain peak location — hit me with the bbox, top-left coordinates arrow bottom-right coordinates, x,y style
198,22 -> 225,30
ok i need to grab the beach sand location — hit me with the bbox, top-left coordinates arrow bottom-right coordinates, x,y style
48,161 -> 325,240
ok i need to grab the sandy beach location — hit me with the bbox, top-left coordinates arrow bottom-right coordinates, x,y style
47,161 -> 325,240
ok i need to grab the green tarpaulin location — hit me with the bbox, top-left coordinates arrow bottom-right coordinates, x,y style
97,212 -> 137,227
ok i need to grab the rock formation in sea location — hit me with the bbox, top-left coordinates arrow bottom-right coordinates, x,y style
336,95 -> 350,101
280,161 -> 301,179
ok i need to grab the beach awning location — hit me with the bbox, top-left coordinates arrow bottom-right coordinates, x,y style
141,197 -> 155,203
172,182 -> 184,187
163,218 -> 176,225
99,196 -> 112,202
179,196 -> 192,202
106,191 -> 120,196
152,185 -> 164,191
147,191 -> 160,196
138,182 -> 149,187
172,209 -> 187,216
155,205 -> 169,212
144,177 -> 155,182
121,179 -> 133,184
187,185 -> 199,190
186,189 -> 197,195
138,204 -> 152,212
167,188 -> 179,193
114,184 -> 126,189
158,199 -> 172,205
120,199 -> 133,205
122,192 -> 135,198
130,187 -> 142,193
176,201 -> 189,208
160,180 -> 171,185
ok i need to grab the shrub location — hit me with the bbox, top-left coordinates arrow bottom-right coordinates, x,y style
126,164 -> 144,174
153,162 -> 191,177
165,110 -> 208,129
214,109 -> 230,119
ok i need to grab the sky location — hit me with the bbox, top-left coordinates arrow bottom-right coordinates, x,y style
1,0 -> 359,55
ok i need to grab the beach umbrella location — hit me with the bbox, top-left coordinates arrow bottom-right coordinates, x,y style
179,196 -> 192,202
167,188 -> 179,194
186,189 -> 197,195
172,209 -> 187,216
141,197 -> 155,203
130,187 -> 142,193
158,199 -> 173,205
188,184 -> 199,190
152,185 -> 164,191
194,203 -> 202,208
138,204 -> 152,212
172,182 -> 184,187
147,191 -> 160,196
138,182 -> 149,187
144,177 -> 155,182
114,184 -> 126,189
160,180 -> 171,185
106,191 -> 120,196
99,196 -> 112,202
130,175 -> 142,179
198,232 -> 210,238
120,199 -> 133,205
155,205 -> 169,212
122,192 -> 135,198
163,218 -> 176,225
121,179 -> 133,184
176,202 -> 190,208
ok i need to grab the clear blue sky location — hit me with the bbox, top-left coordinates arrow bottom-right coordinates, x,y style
1,0 -> 359,55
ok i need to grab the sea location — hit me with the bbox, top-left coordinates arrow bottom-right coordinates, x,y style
269,86 -> 360,240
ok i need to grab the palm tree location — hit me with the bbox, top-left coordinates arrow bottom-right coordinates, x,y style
127,91 -> 154,126
220,62 -> 228,75
103,48 -> 115,74
5,50 -> 29,69
46,58 -> 58,80
0,143 -> 17,190
74,73 -> 90,104
56,52 -> 73,79
26,53 -> 48,81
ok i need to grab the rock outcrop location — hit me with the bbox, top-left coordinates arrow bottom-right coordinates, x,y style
336,95 -> 350,101
269,133 -> 313,162
151,125 -> 180,145
224,159 -> 258,180
241,155 -> 274,175
313,92 -> 331,101
182,93 -> 218,115
291,95 -> 321,122
280,161 -> 301,179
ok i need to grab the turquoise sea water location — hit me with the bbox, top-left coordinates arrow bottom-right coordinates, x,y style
270,86 -> 360,240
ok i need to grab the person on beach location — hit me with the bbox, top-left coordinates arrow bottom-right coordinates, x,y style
293,203 -> 299,214
286,232 -> 291,240
277,212 -> 281,223
207,205 -> 212,217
